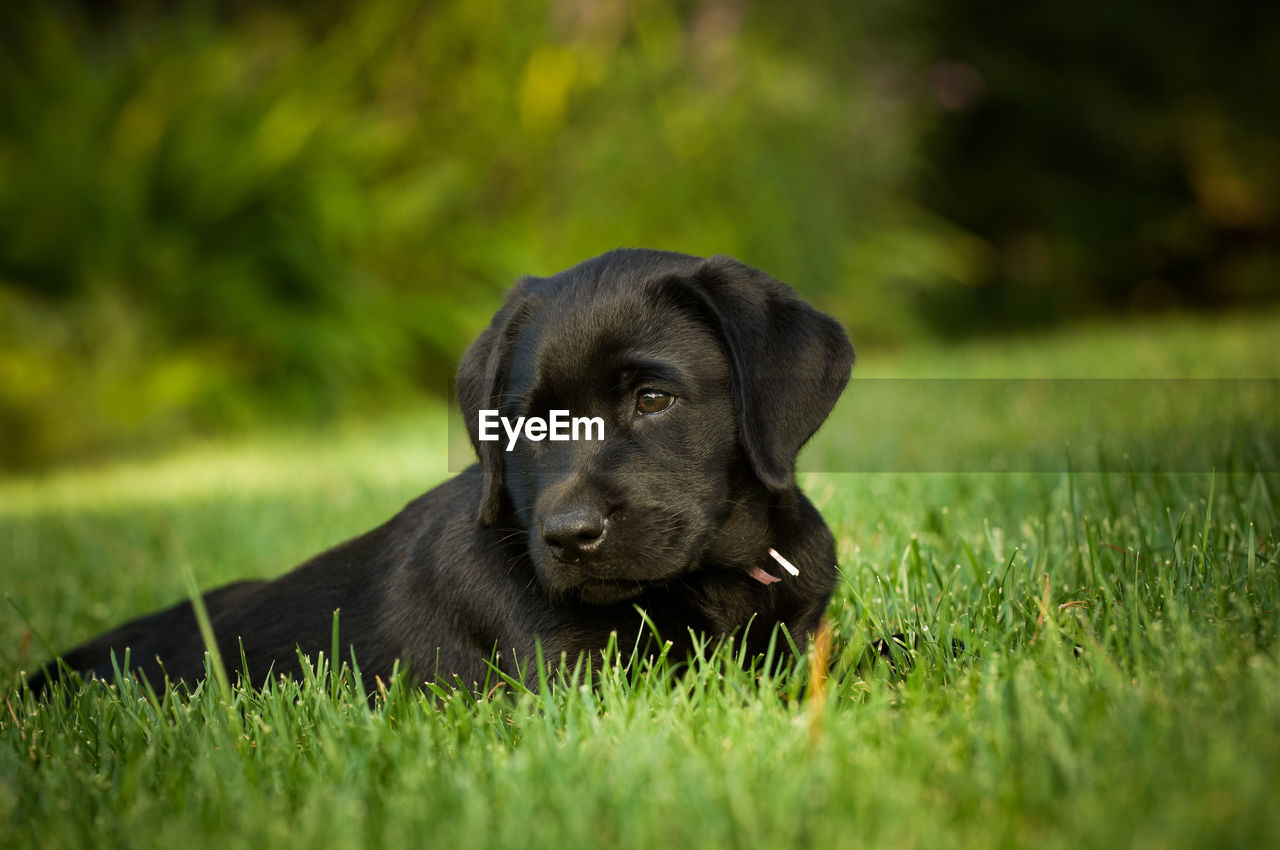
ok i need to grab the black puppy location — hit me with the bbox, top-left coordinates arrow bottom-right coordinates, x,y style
27,249 -> 853,695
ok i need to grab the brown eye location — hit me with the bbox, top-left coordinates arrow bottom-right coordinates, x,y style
636,389 -> 675,415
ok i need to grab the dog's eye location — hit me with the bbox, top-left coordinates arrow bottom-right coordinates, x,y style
636,390 -> 675,415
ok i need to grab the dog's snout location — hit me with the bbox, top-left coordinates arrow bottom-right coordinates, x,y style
542,508 -> 607,560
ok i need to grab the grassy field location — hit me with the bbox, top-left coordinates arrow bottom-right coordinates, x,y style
3,312 -> 1279,849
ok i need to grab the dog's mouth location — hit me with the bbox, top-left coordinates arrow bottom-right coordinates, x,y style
574,579 -> 649,605
532,510 -> 701,605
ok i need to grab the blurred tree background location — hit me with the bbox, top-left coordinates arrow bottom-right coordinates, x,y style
1,0 -> 1276,470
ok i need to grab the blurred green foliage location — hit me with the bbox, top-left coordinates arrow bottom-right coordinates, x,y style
0,0 -> 933,468
0,0 -> 1276,470
920,0 -> 1280,332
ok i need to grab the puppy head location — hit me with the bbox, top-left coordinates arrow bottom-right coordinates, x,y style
456,249 -> 852,603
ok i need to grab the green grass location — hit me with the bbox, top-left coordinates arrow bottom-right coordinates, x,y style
3,312 -> 1280,849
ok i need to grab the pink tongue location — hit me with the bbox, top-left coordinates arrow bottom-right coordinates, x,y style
748,566 -> 781,585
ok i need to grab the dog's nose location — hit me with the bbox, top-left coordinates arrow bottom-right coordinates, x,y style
542,508 -> 607,560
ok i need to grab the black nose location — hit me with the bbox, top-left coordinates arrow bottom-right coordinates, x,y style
542,508 -> 607,560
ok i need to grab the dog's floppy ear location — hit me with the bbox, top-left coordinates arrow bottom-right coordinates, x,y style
456,283 -> 536,527
688,255 -> 853,493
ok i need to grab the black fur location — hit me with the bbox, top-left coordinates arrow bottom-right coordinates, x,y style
26,249 -> 853,695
